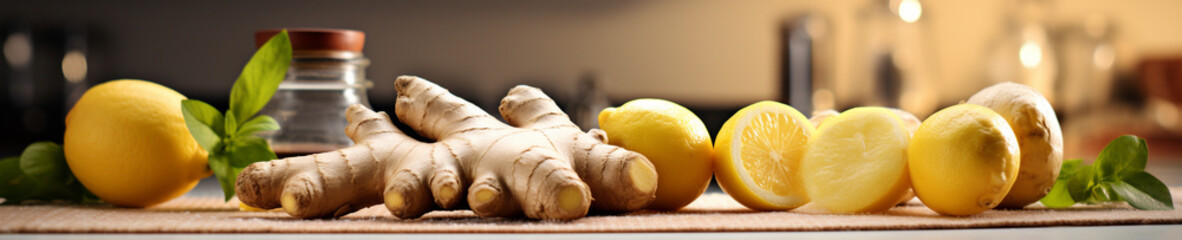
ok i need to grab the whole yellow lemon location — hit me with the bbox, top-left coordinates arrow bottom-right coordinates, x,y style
64,80 -> 211,207
599,99 -> 713,210
908,104 -> 1020,216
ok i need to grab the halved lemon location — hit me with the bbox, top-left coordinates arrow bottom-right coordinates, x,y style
714,101 -> 814,210
801,107 -> 911,213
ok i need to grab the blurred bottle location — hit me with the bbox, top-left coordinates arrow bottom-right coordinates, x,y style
5,23 -> 34,114
568,72 -> 609,130
1055,15 -> 1118,116
986,0 -> 1058,103
3,21 -> 87,155
779,14 -> 833,116
63,22 -> 89,112
2,22 -> 37,154
255,29 -> 372,158
852,0 -> 937,117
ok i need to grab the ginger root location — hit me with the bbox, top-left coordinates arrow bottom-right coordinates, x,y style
967,82 -> 1062,209
236,76 -> 658,220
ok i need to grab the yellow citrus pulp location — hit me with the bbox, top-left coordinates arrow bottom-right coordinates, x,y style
713,101 -> 813,210
801,107 -> 911,213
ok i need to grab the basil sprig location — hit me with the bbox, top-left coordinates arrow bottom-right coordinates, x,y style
182,30 -> 292,201
1040,135 -> 1174,210
0,142 -> 99,204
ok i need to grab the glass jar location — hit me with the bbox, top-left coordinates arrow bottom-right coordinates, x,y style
254,29 -> 370,158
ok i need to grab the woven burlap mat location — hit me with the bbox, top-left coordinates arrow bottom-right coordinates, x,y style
2,188 -> 1180,233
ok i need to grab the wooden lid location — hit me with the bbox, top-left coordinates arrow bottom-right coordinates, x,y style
255,28 -> 365,52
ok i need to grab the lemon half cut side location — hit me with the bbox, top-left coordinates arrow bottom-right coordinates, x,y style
801,107 -> 912,213
714,101 -> 814,210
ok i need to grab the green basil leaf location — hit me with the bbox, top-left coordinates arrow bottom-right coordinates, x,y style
3,180 -> 44,204
1,157 -> 22,185
2,182 -> 41,204
182,100 -> 223,153
19,142 -> 68,185
1111,171 -> 1174,210
235,115 -> 280,139
224,111 -> 239,137
1091,182 -> 1121,202
229,29 -> 291,125
1067,164 -> 1094,202
1057,159 -> 1083,181
208,153 -> 237,201
0,156 -> 34,203
34,180 -> 76,200
1040,158 -> 1085,208
1039,175 -> 1077,208
3,147 -> 98,204
226,135 -> 277,168
1095,135 -> 1147,179
67,178 -> 98,203
230,166 -> 245,197
180,99 -> 225,133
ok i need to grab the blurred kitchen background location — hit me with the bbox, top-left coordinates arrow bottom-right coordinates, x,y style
3,0 -> 1182,177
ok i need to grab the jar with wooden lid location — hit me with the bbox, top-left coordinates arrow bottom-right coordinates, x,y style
254,28 -> 370,157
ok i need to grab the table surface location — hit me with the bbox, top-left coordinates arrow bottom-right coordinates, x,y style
7,159 -> 1182,239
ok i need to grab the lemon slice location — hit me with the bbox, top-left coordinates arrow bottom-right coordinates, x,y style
714,101 -> 813,210
801,107 -> 911,213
